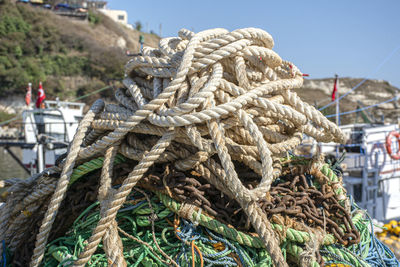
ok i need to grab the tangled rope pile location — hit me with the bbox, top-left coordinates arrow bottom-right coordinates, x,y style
38,184 -> 397,267
0,26 -> 385,267
41,189 -> 271,267
140,162 -> 360,250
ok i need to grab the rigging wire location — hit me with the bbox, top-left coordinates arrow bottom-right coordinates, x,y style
325,95 -> 399,118
319,44 -> 400,111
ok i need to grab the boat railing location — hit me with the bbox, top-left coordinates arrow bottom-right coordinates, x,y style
22,108 -> 69,143
45,100 -> 85,112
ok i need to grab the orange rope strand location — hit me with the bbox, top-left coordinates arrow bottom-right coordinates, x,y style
193,241 -> 204,267
191,240 -> 196,267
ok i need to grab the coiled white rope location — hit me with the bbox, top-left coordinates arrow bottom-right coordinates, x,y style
0,27 -> 346,267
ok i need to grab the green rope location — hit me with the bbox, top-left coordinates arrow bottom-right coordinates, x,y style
320,163 -> 347,197
322,245 -> 369,267
286,242 -> 320,267
42,191 -> 269,266
156,192 -> 264,248
156,191 -> 363,248
68,156 -> 361,247
69,154 -> 126,185
50,155 -> 378,267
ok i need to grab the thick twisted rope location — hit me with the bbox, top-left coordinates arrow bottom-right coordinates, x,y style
16,27 -> 347,267
98,144 -> 127,267
29,99 -> 105,267
73,131 -> 175,266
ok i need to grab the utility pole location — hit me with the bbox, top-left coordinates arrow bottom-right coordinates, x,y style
159,23 -> 162,37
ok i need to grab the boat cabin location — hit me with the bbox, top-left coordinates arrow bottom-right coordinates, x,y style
21,100 -> 85,172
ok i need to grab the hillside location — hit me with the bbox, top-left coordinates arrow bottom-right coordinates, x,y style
1,1 -> 399,126
298,78 -> 400,124
0,0 -> 159,102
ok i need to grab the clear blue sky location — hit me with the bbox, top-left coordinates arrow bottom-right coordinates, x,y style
108,0 -> 400,88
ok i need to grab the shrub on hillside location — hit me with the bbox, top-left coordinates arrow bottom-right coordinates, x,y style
0,2 -> 128,99
44,78 -> 65,96
88,10 -> 102,25
134,21 -> 142,31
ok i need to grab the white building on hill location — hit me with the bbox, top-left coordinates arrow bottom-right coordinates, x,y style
99,8 -> 132,28
85,0 -> 107,9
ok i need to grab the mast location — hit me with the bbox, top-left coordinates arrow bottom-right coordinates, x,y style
335,74 -> 340,125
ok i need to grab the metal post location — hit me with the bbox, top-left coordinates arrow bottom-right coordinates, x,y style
335,74 -> 340,126
335,75 -> 340,158
37,143 -> 44,173
362,152 -> 368,209
373,152 -> 379,218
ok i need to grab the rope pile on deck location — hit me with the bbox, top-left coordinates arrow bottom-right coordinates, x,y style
0,27 -> 399,267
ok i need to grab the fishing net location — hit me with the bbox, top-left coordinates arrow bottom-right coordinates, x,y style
0,27 -> 399,267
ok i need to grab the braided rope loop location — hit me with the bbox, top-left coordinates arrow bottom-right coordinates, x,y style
19,27 -> 348,267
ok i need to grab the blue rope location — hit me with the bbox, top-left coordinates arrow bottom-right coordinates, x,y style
363,215 -> 400,267
204,228 -> 247,265
175,219 -> 245,266
321,199 -> 400,267
365,237 -> 400,267
349,199 -> 400,267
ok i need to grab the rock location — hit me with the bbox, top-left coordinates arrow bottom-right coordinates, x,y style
116,37 -> 126,49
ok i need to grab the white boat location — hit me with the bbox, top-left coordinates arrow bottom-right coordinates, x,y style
317,123 -> 400,221
21,100 -> 85,173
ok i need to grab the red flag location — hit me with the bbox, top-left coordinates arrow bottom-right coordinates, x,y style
36,82 -> 46,108
25,83 -> 32,106
331,76 -> 338,101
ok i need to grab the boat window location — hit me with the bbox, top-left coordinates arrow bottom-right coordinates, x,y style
344,127 -> 363,153
74,115 -> 83,122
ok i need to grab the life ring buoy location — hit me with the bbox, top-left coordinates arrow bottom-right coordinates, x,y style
385,131 -> 400,160
370,142 -> 386,170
